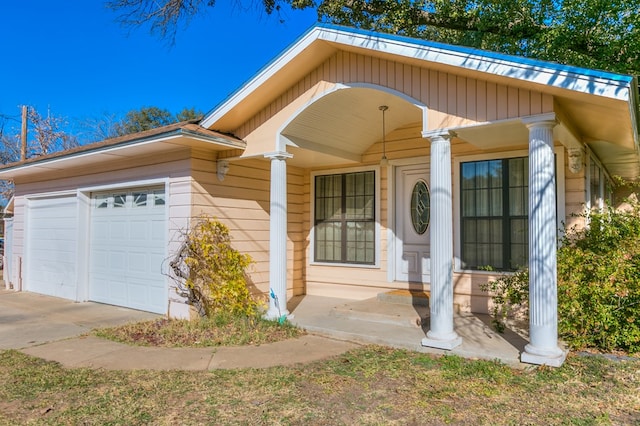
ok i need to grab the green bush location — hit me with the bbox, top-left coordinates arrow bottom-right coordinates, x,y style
557,204 -> 640,353
483,202 -> 640,354
183,216 -> 261,318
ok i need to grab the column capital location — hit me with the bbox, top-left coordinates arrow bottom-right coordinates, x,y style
421,129 -> 455,141
264,151 -> 293,161
521,112 -> 557,129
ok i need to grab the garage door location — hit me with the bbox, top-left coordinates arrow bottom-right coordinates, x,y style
26,195 -> 78,300
89,187 -> 167,314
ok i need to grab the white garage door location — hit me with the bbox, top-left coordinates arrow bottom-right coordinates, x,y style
89,187 -> 167,314
26,195 -> 78,300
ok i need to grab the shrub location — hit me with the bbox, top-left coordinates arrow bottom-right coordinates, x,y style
479,269 -> 529,333
182,216 -> 261,318
482,202 -> 640,354
557,204 -> 640,353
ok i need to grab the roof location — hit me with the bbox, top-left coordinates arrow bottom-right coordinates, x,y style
0,121 -> 245,180
200,23 -> 639,179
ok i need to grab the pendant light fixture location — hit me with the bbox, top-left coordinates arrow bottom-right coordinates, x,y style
379,105 -> 389,166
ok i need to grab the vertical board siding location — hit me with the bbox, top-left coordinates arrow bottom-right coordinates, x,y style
234,51 -> 552,139
190,155 -> 305,297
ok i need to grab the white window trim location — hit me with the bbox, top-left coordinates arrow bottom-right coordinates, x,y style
452,147 -> 565,273
310,165 -> 381,268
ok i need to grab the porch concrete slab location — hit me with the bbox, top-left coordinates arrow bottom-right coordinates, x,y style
209,335 -> 360,369
331,297 -> 428,328
289,295 -> 526,367
0,290 -> 160,349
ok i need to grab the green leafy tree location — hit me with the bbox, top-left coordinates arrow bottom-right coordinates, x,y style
107,0 -> 640,74
114,105 -> 175,135
81,106 -> 203,140
175,107 -> 203,122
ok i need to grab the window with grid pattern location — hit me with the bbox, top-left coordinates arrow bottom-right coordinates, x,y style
314,171 -> 375,264
460,157 -> 528,271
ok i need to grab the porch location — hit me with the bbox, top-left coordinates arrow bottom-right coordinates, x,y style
289,293 -> 529,368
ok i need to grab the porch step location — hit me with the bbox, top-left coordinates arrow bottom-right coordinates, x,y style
330,297 -> 428,328
377,289 -> 461,313
377,289 -> 429,306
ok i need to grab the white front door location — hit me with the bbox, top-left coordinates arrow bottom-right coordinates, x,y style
395,164 -> 431,283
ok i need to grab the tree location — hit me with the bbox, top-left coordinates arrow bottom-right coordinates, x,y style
111,106 -> 202,137
27,108 -> 79,157
79,106 -> 204,141
113,105 -> 175,135
107,0 -> 640,75
175,107 -> 203,122
0,106 -> 80,200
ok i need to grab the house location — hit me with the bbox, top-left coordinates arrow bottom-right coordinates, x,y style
1,24 -> 638,367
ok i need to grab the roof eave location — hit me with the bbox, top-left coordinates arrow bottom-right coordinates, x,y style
0,127 -> 246,180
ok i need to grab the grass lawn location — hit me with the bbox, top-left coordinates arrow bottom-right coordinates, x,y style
1,344 -> 639,425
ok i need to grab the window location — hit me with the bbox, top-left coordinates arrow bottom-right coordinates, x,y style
153,190 -> 165,206
588,153 -> 612,211
314,171 -> 375,264
113,194 -> 127,208
95,195 -> 109,209
460,157 -> 528,271
133,192 -> 148,207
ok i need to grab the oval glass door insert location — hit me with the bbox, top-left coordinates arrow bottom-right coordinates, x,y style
410,180 -> 430,234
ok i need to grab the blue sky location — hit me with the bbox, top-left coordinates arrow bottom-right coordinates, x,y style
0,1 -> 318,138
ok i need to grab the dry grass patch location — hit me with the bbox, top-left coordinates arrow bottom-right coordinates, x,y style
1,347 -> 639,425
92,314 -> 304,347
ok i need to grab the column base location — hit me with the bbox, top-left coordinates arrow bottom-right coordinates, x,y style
521,344 -> 567,367
422,331 -> 462,350
264,308 -> 291,322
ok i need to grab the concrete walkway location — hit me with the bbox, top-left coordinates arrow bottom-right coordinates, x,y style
0,290 -> 358,370
2,289 -> 527,370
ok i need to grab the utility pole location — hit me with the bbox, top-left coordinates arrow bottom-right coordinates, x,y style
20,105 -> 27,161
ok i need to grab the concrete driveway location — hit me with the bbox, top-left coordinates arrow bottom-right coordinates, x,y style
0,289 -> 160,350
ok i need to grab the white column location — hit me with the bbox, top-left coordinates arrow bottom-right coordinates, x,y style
422,132 -> 462,350
521,118 -> 566,367
264,151 -> 293,320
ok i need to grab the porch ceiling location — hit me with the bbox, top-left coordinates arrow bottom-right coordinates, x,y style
454,95 -> 640,180
281,87 -> 423,168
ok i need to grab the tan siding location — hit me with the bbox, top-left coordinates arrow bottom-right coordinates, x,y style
191,158 -> 304,298
235,52 -> 552,141
564,155 -> 587,229
519,88 -> 531,116
467,78 -> 477,122
476,80 -> 487,122
486,82 -> 497,121
14,151 -> 192,193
